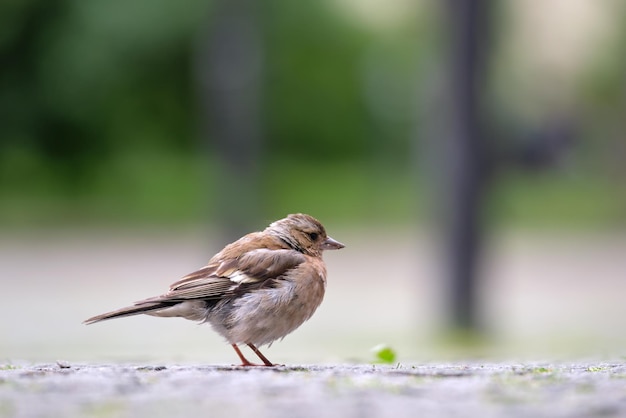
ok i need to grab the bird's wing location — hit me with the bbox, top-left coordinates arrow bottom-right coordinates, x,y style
138,249 -> 306,303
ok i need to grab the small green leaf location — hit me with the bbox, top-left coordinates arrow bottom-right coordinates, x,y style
371,344 -> 397,364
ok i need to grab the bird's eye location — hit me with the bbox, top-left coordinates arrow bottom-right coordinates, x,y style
308,232 -> 319,241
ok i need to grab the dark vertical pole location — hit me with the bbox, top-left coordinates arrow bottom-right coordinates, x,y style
443,0 -> 490,331
196,0 -> 264,241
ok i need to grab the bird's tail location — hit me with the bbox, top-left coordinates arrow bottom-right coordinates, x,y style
83,301 -> 174,325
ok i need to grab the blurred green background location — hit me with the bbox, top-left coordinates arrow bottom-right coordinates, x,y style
2,0 -> 624,229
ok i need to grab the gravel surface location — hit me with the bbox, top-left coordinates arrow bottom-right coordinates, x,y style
2,361 -> 625,418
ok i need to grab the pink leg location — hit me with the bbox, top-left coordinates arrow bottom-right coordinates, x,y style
247,343 -> 275,367
231,344 -> 261,367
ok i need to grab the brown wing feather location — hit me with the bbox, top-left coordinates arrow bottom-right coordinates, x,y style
139,249 -> 306,304
232,249 -> 306,281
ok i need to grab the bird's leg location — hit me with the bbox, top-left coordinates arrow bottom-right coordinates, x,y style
231,344 -> 265,367
247,343 -> 275,367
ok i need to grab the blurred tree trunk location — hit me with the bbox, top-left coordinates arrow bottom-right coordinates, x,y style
196,0 -> 264,241
441,0 -> 492,331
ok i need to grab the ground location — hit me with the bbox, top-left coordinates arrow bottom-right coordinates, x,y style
1,361 -> 626,418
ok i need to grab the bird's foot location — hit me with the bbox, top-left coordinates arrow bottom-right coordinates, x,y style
236,361 -> 274,367
231,344 -> 275,367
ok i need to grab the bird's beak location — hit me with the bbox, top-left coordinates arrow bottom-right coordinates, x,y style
322,236 -> 345,250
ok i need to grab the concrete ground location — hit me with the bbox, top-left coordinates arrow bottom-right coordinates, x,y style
1,361 -> 625,418
1,226 -> 626,417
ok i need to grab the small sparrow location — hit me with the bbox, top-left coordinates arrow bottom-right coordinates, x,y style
84,213 -> 344,366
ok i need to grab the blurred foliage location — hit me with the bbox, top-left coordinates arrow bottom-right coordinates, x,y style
370,344 -> 397,364
0,0 -> 624,228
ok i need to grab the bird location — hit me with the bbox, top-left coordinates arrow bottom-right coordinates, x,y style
84,213 -> 344,366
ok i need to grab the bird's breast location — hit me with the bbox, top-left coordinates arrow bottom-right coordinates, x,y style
207,261 -> 327,346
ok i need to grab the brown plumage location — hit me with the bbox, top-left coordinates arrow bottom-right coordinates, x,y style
84,213 -> 344,366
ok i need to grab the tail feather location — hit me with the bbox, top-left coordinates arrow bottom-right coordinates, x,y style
83,301 -> 174,325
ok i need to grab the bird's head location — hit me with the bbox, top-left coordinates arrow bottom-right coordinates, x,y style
267,213 -> 344,257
